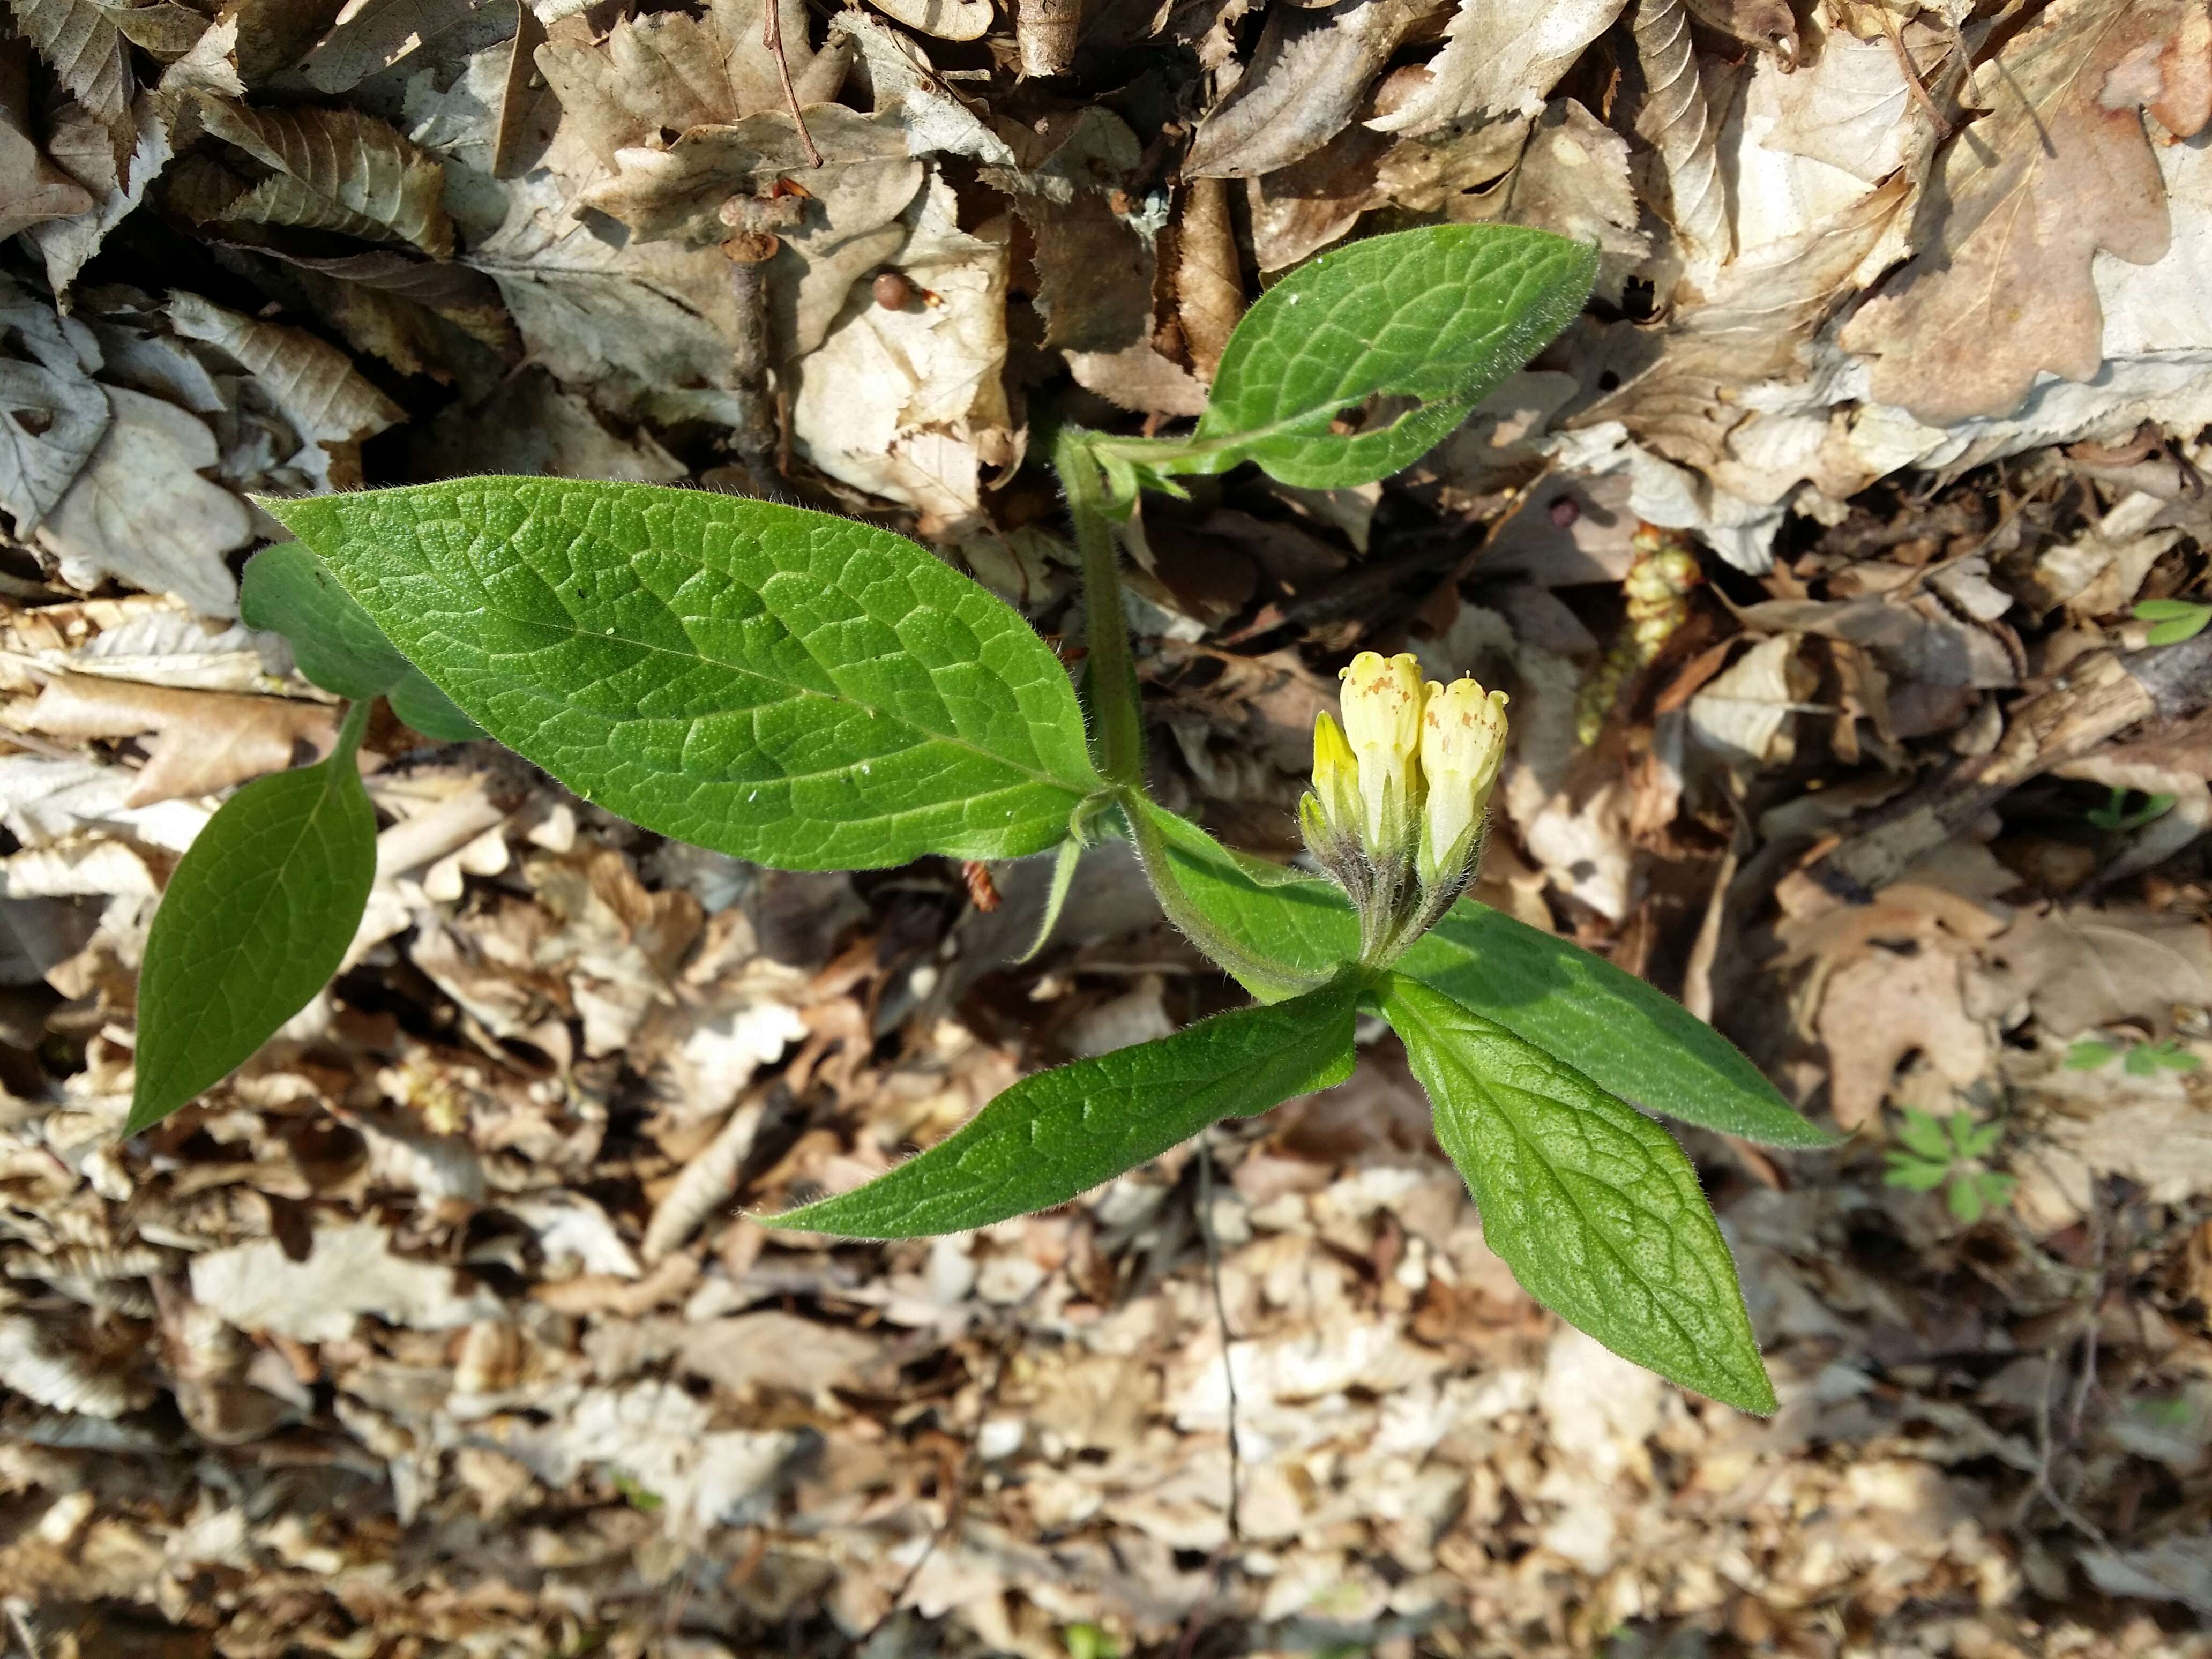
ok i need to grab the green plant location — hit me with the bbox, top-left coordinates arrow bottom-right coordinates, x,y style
2065,1035 -> 2202,1076
123,225 -> 1833,1414
2134,597 -> 2212,645
1883,1108 -> 2015,1222
2085,786 -> 2178,831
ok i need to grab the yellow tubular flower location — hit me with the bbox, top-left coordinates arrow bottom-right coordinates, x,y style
1309,711 -> 1362,845
1337,652 -> 1426,852
1418,677 -> 1509,888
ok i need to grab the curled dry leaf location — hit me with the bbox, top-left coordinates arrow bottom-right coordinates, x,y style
1841,0 -> 2210,423
195,95 -> 456,258
6,672 -> 337,804
1185,0 -> 1444,179
1175,175 -> 1244,381
1632,0 -> 1732,270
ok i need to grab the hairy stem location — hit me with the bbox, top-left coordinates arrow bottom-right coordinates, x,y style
1054,427 -> 1146,789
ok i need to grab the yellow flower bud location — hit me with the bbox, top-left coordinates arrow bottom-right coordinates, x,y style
1309,711 -> 1361,843
1338,651 -> 1425,852
1418,677 -> 1508,887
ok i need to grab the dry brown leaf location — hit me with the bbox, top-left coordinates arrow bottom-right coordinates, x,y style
8,0 -> 134,159
299,0 -> 496,94
0,356 -> 109,534
32,384 -> 255,617
1979,905 -> 2212,1038
1764,25 -> 1948,183
988,110 -> 1150,354
1174,175 -> 1243,381
1457,99 -> 1648,300
1687,633 -> 1817,765
196,94 -> 455,257
0,40 -> 96,237
94,0 -> 212,57
168,289 -> 403,465
491,0 -> 548,179
1841,0 -> 2209,423
28,89 -> 175,295
1816,945 -> 1992,1131
1367,0 -> 1626,138
1632,0 -> 1731,269
680,1311 -> 889,1400
7,672 -> 338,803
1185,0 -> 1443,179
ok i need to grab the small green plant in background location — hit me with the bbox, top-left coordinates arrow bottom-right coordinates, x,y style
1061,1625 -> 1119,1659
121,225 -> 1837,1415
2134,597 -> 2212,645
1884,1108 -> 2015,1223
2066,1035 -> 2203,1077
2085,786 -> 2178,832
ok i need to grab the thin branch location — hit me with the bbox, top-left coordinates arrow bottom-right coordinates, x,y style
763,0 -> 821,167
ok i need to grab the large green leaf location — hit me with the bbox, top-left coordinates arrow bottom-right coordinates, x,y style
1144,226 -> 1596,491
1383,976 -> 1775,1414
263,480 -> 1102,870
128,718 -> 378,1135
768,976 -> 1361,1238
240,542 -> 482,742
1135,800 -> 1830,1147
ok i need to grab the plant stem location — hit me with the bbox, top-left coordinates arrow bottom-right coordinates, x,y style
1054,426 -> 1145,789
1118,791 -> 1328,1000
332,698 -> 373,768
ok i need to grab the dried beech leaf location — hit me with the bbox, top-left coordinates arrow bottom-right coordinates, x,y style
196,95 -> 455,257
1841,0 -> 2207,423
88,0 -> 211,57
167,290 -> 405,451
8,0 -> 133,148
866,0 -> 990,41
1631,0 -> 1731,268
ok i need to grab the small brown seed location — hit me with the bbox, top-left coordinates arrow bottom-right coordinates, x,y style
873,272 -> 914,310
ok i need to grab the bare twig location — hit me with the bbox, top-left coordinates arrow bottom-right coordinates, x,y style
763,1 -> 822,168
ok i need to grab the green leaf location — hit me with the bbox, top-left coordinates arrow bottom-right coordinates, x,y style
1895,1108 -> 1952,1162
1152,226 -> 1596,490
2125,1044 -> 2159,1077
2064,1038 -> 2115,1070
241,542 -> 482,742
1957,1120 -> 2004,1160
1134,801 -> 1832,1147
261,479 -> 1102,871
127,712 -> 378,1135
1382,975 -> 1776,1413
1884,1153 -> 1950,1192
768,976 -> 1361,1238
2135,597 -> 2212,646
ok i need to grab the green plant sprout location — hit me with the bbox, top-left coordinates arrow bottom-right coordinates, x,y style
1883,1108 -> 2015,1223
2086,786 -> 2178,832
121,226 -> 1834,1415
2065,1035 -> 2203,1077
2134,597 -> 2212,646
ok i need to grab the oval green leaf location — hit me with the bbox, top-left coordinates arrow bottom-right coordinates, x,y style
1134,799 -> 1832,1148
768,976 -> 1361,1238
261,480 -> 1101,871
128,736 -> 378,1135
1383,975 -> 1776,1414
1178,225 -> 1597,490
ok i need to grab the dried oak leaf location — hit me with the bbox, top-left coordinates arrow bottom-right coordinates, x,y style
196,94 -> 455,257
1816,944 -> 1992,1131
1979,904 -> 2212,1039
1841,0 -> 2212,424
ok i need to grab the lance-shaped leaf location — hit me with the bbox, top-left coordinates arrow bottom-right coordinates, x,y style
1134,799 -> 1829,1147
128,712 -> 378,1135
240,542 -> 480,741
1143,225 -> 1596,490
769,976 -> 1361,1238
1383,975 -> 1776,1414
264,479 -> 1102,870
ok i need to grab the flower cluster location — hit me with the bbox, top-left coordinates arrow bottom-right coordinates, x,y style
1302,652 -> 1508,963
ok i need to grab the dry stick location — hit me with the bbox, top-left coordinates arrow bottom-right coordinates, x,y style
1873,1 -> 1952,136
763,1 -> 821,167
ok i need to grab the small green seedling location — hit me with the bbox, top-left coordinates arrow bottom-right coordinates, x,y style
1884,1108 -> 2015,1223
123,226 -> 1833,1414
1062,1626 -> 1119,1659
2134,597 -> 2212,646
2086,786 -> 2178,832
2066,1035 -> 2202,1077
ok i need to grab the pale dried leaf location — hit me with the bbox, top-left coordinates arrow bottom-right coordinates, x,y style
1841,0 -> 2204,422
7,673 -> 337,804
1765,26 -> 1947,183
1367,0 -> 1626,138
1980,905 -> 2212,1038
0,360 -> 109,533
196,95 -> 455,257
166,289 -> 405,447
1632,0 -> 1731,268
300,0 -> 498,94
190,1224 -> 505,1342
1816,945 -> 1991,1130
32,385 -> 255,617
28,91 -> 175,295
1459,99 -> 1648,300
1687,633 -> 1815,765
865,0 -> 989,41
1185,0 -> 1442,179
